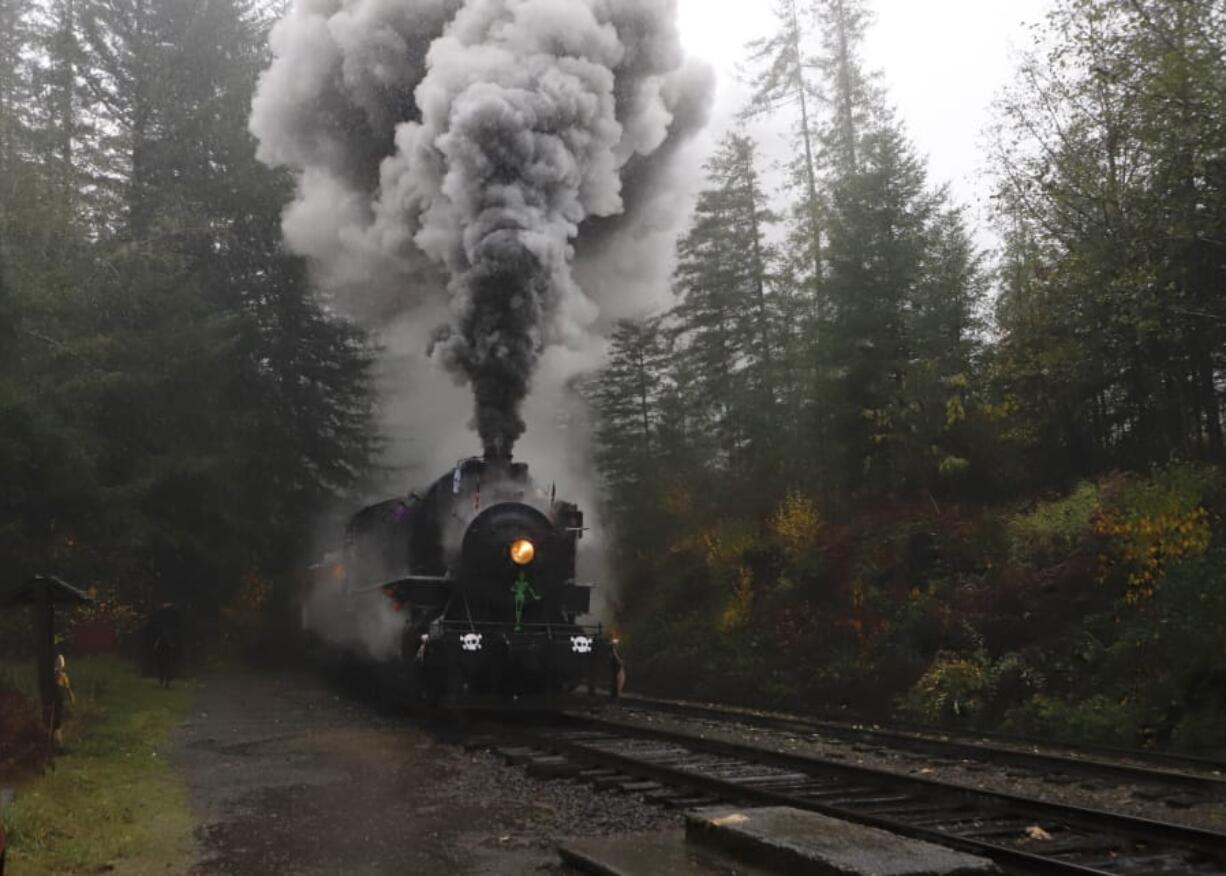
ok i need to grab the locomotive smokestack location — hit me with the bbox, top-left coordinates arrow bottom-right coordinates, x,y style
483,436 -> 511,466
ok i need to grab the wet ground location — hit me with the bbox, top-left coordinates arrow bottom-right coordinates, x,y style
173,672 -> 675,875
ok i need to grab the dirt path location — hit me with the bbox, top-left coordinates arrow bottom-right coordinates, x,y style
172,671 -> 672,875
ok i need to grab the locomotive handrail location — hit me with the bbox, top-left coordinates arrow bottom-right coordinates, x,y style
437,619 -> 603,634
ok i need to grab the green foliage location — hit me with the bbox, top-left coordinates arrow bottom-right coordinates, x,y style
670,132 -> 780,483
898,651 -> 993,723
898,624 -> 1044,725
899,468 -> 1226,749
1106,462 -> 1220,516
0,0 -> 375,622
1006,482 -> 1099,565
1001,695 -> 1144,748
1094,463 -> 1218,602
1,658 -> 195,875
991,0 -> 1226,477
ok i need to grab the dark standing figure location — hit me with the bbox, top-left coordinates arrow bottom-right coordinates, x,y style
150,603 -> 181,688
609,638 -> 625,699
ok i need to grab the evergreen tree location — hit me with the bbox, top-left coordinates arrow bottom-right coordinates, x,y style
821,125 -> 930,491
76,0 -> 170,235
0,236 -> 11,359
670,133 -> 779,485
0,0 -> 32,175
807,2 -> 980,494
0,0 -> 376,613
31,0 -> 82,178
590,318 -> 671,537
811,0 -> 876,175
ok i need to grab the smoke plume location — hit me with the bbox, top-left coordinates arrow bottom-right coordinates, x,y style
251,0 -> 712,457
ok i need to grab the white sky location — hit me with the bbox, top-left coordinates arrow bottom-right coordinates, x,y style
676,0 -> 1055,246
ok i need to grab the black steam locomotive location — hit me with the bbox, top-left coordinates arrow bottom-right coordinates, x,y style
304,454 -> 614,708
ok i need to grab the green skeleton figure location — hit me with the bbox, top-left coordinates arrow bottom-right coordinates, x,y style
510,572 -> 540,631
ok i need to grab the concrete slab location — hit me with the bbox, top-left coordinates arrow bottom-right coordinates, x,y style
559,830 -> 779,876
594,773 -> 635,790
497,746 -> 541,765
687,806 -> 1001,876
526,756 -> 582,778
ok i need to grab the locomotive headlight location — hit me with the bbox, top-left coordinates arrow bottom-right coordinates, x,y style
509,538 -> 536,565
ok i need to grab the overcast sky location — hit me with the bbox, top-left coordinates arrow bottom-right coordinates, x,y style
675,0 -> 1055,245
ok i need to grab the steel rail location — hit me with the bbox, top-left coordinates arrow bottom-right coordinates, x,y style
502,714 -> 1226,876
615,693 -> 1226,794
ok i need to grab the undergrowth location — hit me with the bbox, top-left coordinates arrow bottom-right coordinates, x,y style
619,463 -> 1226,755
0,656 -> 194,875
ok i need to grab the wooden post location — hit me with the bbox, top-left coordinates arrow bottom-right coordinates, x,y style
33,582 -> 54,733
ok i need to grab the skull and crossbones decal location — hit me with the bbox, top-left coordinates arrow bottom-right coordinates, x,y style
460,632 -> 483,652
570,636 -> 593,654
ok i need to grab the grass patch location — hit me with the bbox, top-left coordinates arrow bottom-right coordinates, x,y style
1,656 -> 195,875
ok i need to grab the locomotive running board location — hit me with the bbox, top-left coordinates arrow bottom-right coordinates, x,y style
349,574 -> 455,595
351,575 -> 456,607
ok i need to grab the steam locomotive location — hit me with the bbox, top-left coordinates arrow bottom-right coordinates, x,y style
303,453 -> 615,708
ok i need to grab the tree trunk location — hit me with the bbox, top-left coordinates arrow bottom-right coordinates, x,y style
635,348 -> 651,455
127,0 -> 153,238
1199,350 -> 1222,454
743,146 -> 776,407
53,0 -> 77,176
788,0 -> 823,294
832,0 -> 858,173
34,585 -> 55,734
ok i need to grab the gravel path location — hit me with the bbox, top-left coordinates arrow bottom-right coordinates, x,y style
172,672 -> 676,875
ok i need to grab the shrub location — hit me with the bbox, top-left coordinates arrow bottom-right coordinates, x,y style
1007,481 -> 1098,567
1094,463 -> 1218,603
770,493 -> 822,559
0,665 -> 47,776
1001,694 -> 1143,746
898,632 -> 1043,727
899,650 -> 993,723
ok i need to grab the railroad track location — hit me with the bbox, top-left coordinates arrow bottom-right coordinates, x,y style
610,693 -> 1226,801
490,714 -> 1226,875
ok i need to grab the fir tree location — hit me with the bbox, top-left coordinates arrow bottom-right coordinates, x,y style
671,133 -> 779,483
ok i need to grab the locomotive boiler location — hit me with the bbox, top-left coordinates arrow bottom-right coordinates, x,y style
305,453 -> 613,708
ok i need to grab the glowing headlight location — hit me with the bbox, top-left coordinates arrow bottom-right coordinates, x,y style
510,538 -> 535,565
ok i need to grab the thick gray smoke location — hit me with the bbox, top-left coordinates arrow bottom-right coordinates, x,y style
251,0 -> 712,457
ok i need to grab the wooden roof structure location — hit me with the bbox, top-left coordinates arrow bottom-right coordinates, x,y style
0,574 -> 94,607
